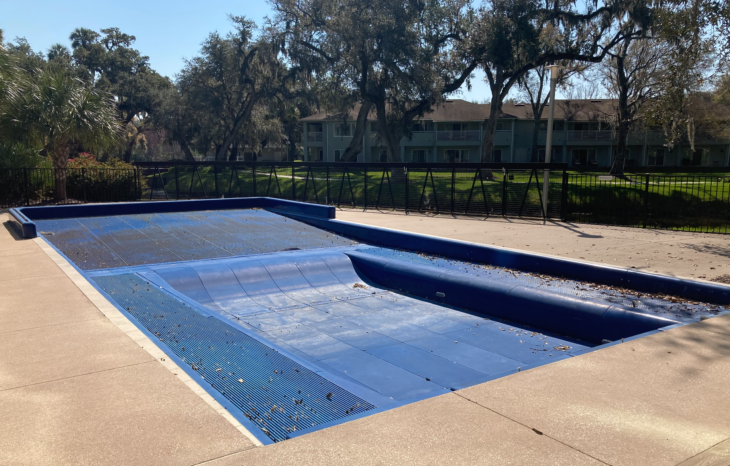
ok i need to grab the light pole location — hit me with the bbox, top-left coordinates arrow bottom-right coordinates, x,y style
542,65 -> 561,218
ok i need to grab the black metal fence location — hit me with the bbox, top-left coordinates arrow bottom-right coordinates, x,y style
3,163 -> 729,234
135,162 -> 565,219
564,173 -> 730,233
0,167 -> 139,208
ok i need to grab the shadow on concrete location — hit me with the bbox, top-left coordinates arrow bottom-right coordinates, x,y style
682,243 -> 730,259
3,221 -> 24,241
545,221 -> 604,239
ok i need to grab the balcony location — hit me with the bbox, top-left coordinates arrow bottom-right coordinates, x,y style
306,132 -> 323,142
436,130 -> 480,141
567,130 -> 613,141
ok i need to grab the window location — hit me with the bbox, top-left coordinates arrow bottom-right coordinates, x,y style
440,122 -> 479,131
444,149 -> 469,162
308,123 -> 322,133
334,150 -> 342,161
537,147 -> 560,162
572,149 -> 597,166
572,122 -> 599,131
539,121 -> 564,131
647,149 -> 665,166
495,122 -> 509,131
411,149 -> 428,162
334,123 -> 354,137
492,149 -> 502,163
412,121 -> 433,132
682,148 -> 710,166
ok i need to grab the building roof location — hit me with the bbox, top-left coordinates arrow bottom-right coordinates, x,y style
300,99 -> 618,123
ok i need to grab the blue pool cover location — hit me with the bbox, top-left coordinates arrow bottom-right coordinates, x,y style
35,209 -> 355,270
35,207 -> 726,443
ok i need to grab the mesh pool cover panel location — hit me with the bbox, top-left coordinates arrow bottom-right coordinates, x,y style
357,247 -> 725,322
94,273 -> 375,443
35,209 -> 356,270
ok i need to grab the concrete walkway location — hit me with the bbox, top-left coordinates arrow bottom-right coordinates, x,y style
335,210 -> 730,281
0,214 -> 256,465
2,210 -> 730,465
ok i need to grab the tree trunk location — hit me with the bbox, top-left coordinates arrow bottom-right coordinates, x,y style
342,101 -> 374,162
531,114 -> 541,162
122,137 -> 136,163
374,100 -> 402,162
173,131 -> 196,161
610,52 -> 631,175
229,142 -> 239,161
480,98 -> 501,162
216,95 -> 259,161
50,144 -> 69,202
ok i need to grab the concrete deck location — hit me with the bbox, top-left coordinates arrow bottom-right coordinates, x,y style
2,210 -> 730,465
335,210 -> 730,281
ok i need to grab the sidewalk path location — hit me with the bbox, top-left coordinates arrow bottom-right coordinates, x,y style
0,214 -> 257,466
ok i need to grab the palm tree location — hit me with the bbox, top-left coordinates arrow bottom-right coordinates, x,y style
2,65 -> 121,200
0,30 -> 23,111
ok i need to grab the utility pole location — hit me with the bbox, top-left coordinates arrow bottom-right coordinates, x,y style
542,65 -> 561,218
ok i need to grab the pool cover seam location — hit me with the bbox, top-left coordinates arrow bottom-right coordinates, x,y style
116,215 -> 188,262
75,218 -> 130,267
32,237 -> 265,447
142,212 -> 246,256
149,212 -> 255,256
453,392 -> 611,465
192,211 -> 269,254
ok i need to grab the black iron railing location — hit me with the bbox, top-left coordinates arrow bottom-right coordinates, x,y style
3,164 -> 729,234
134,162 -> 566,219
563,173 -> 730,233
0,167 -> 139,209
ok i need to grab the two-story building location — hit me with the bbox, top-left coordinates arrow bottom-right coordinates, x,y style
300,99 -> 730,167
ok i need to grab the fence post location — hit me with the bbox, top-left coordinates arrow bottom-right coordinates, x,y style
23,168 -> 29,206
404,168 -> 409,214
82,167 -> 87,203
643,173 -> 650,228
446,167 -> 456,215
502,168 -> 508,216
363,166 -> 368,210
213,164 -> 219,198
561,170 -> 568,221
135,168 -> 141,200
174,165 -> 180,200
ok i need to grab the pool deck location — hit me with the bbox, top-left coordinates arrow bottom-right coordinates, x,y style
2,210 -> 730,465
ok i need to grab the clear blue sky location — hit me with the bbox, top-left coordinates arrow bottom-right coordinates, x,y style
2,0 -> 491,101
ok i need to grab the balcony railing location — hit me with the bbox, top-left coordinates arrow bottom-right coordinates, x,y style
436,130 -> 481,141
306,132 -> 323,142
567,130 -> 613,141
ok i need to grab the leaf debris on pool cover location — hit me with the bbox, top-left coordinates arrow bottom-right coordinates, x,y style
356,247 -> 725,321
94,273 -> 375,443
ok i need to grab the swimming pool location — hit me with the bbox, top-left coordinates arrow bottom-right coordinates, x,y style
10,198 -> 729,443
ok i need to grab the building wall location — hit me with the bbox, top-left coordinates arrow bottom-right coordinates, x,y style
301,120 -> 730,167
